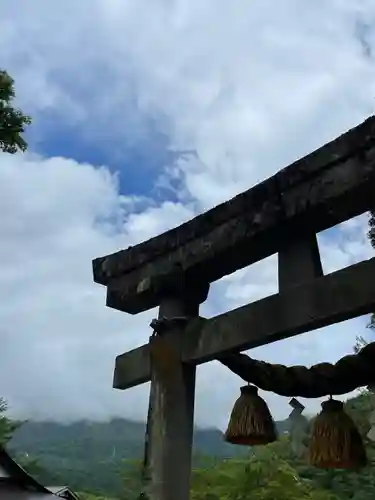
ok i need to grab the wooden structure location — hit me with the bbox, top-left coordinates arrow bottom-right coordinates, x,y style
93,116 -> 375,500
0,445 -> 78,499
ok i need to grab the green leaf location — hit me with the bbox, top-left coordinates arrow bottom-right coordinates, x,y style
0,69 -> 31,154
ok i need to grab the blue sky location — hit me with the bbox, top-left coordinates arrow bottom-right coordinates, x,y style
29,112 -> 179,197
0,0 -> 374,427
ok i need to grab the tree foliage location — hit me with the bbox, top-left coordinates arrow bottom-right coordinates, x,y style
4,387 -> 375,499
6,396 -> 375,500
0,70 -> 31,153
0,397 -> 47,484
0,397 -> 20,445
114,390 -> 375,499
190,448 -> 339,500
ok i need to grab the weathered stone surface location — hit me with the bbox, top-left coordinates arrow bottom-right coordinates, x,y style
93,116 -> 375,313
113,344 -> 151,389
108,144 -> 375,313
113,257 -> 375,389
93,116 -> 375,282
145,297 -> 198,500
278,232 -> 323,290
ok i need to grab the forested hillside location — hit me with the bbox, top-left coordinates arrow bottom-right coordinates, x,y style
8,418 -> 247,496
6,390 -> 375,499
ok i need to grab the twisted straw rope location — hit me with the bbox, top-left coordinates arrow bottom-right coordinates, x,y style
218,342 -> 375,398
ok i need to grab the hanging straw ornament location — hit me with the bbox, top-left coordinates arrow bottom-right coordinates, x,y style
288,398 -> 308,458
309,397 -> 367,469
224,384 -> 277,446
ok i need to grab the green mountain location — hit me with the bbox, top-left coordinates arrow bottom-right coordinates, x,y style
8,418 -> 247,495
9,392 -> 375,500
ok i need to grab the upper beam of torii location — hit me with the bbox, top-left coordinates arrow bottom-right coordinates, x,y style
92,116 -> 375,500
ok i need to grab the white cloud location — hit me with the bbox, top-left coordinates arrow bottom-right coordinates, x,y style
0,0 -> 374,428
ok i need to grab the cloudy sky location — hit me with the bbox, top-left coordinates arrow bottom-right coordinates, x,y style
0,0 -> 374,429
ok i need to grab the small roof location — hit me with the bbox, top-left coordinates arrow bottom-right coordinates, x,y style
0,460 -> 10,478
46,486 -> 79,499
46,487 -> 68,494
0,445 -> 78,499
0,445 -> 48,493
0,487 -> 55,499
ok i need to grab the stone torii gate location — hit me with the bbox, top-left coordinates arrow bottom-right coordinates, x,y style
92,117 -> 375,500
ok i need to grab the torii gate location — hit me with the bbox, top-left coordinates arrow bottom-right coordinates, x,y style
92,116 -> 375,500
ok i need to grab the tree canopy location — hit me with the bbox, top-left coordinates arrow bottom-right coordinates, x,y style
0,69 -> 31,153
0,397 -> 20,445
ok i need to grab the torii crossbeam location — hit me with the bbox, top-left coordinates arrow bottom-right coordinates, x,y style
92,117 -> 375,500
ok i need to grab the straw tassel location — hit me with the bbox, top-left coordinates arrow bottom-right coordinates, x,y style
224,385 -> 277,446
309,398 -> 367,469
